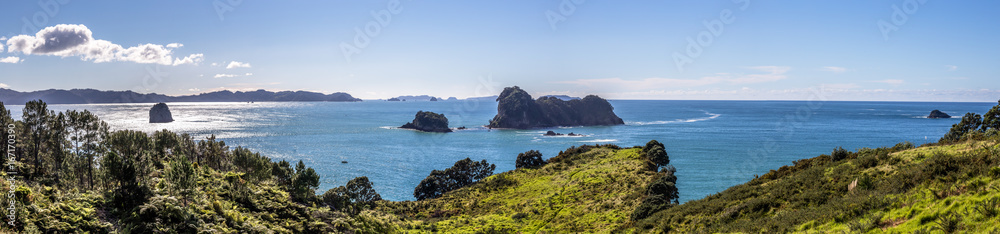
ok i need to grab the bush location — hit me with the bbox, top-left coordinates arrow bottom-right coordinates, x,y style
639,140 -> 670,168
323,176 -> 382,212
831,147 -> 850,162
515,150 -> 545,169
231,147 -> 272,182
414,158 -> 495,200
942,113 -> 983,143
934,212 -> 962,233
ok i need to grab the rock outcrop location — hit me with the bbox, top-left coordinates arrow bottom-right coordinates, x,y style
400,111 -> 452,132
149,103 -> 174,123
928,110 -> 951,119
488,86 -> 624,129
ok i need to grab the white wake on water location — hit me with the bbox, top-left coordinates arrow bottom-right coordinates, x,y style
628,111 -> 721,125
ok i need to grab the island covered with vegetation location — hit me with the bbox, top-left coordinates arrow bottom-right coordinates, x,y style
487,86 -> 624,129
1,99 -> 999,233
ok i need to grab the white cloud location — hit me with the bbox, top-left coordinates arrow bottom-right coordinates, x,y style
0,56 -> 23,64
0,36 -> 7,41
5,24 -> 202,66
187,88 -> 201,92
946,65 -> 958,71
226,61 -> 251,69
214,74 -> 239,78
556,66 -> 791,89
0,83 -> 8,88
211,62 -> 219,66
166,43 -> 183,48
871,79 -> 904,85
172,53 -> 204,66
244,73 -> 253,76
820,66 -> 848,73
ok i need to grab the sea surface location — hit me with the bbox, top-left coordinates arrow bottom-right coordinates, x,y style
6,100 -> 995,202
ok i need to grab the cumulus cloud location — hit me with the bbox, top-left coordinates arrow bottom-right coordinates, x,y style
946,65 -> 958,71
213,72 -> 255,78
821,66 -> 848,73
0,56 -> 23,64
166,43 -> 183,48
226,61 -> 251,69
556,66 -> 791,89
172,53 -> 204,66
5,24 -> 202,66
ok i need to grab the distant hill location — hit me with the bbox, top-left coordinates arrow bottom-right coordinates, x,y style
388,95 -> 443,102
0,88 -> 361,104
540,95 -> 581,101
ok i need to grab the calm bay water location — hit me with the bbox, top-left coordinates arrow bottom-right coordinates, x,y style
7,100 -> 995,202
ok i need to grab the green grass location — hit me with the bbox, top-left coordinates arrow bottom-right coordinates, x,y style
632,139 -> 1000,233
379,146 -> 659,233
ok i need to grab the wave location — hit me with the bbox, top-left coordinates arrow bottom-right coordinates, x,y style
628,111 -> 721,125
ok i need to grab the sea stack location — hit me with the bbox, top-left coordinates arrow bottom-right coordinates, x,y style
488,86 -> 624,129
400,111 -> 452,132
149,102 -> 175,123
928,110 -> 951,119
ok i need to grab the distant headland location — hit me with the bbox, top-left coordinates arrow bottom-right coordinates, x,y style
0,88 -> 361,104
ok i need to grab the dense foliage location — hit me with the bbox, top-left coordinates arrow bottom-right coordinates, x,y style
413,158 -> 496,200
0,100 -> 390,233
515,150 -> 545,169
941,99 -> 1000,143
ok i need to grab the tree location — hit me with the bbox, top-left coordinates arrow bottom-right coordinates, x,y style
197,135 -> 229,171
46,111 -> 70,185
941,112 -> 982,142
290,160 -> 320,202
166,156 -> 197,204
831,146 -> 850,162
0,102 -> 13,171
272,159 -> 294,188
104,130 -> 154,189
632,166 -> 679,220
982,100 -> 1000,132
231,147 -> 272,182
323,176 -> 382,212
515,150 -> 545,169
152,129 -> 181,167
414,158 -> 495,200
642,140 -> 670,167
65,110 -> 109,189
21,100 -> 50,179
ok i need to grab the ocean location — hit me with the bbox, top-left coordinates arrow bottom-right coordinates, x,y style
6,100 -> 995,202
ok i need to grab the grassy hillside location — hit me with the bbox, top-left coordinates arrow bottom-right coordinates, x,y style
633,137 -> 1000,233
378,145 -> 661,233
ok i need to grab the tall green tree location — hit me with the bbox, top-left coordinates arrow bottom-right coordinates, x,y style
197,135 -> 229,171
166,156 -> 197,205
46,111 -> 69,185
65,110 -> 109,189
291,160 -> 320,202
152,129 -> 181,168
231,146 -> 271,182
982,99 -> 1000,132
21,100 -> 49,179
941,112 -> 983,142
0,102 -> 13,168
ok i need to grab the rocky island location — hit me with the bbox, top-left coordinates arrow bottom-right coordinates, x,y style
928,109 -> 951,118
400,111 -> 452,132
149,102 -> 174,123
487,86 -> 624,129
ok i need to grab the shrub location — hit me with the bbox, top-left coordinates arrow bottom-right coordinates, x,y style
515,150 -> 545,169
934,212 -> 962,234
642,140 -> 670,167
414,158 -> 495,200
831,147 -> 850,162
941,113 -> 983,143
323,176 -> 382,212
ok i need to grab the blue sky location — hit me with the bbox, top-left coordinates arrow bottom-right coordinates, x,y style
0,0 -> 998,101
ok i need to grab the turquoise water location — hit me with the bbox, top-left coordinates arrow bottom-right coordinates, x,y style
7,100 -> 995,202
